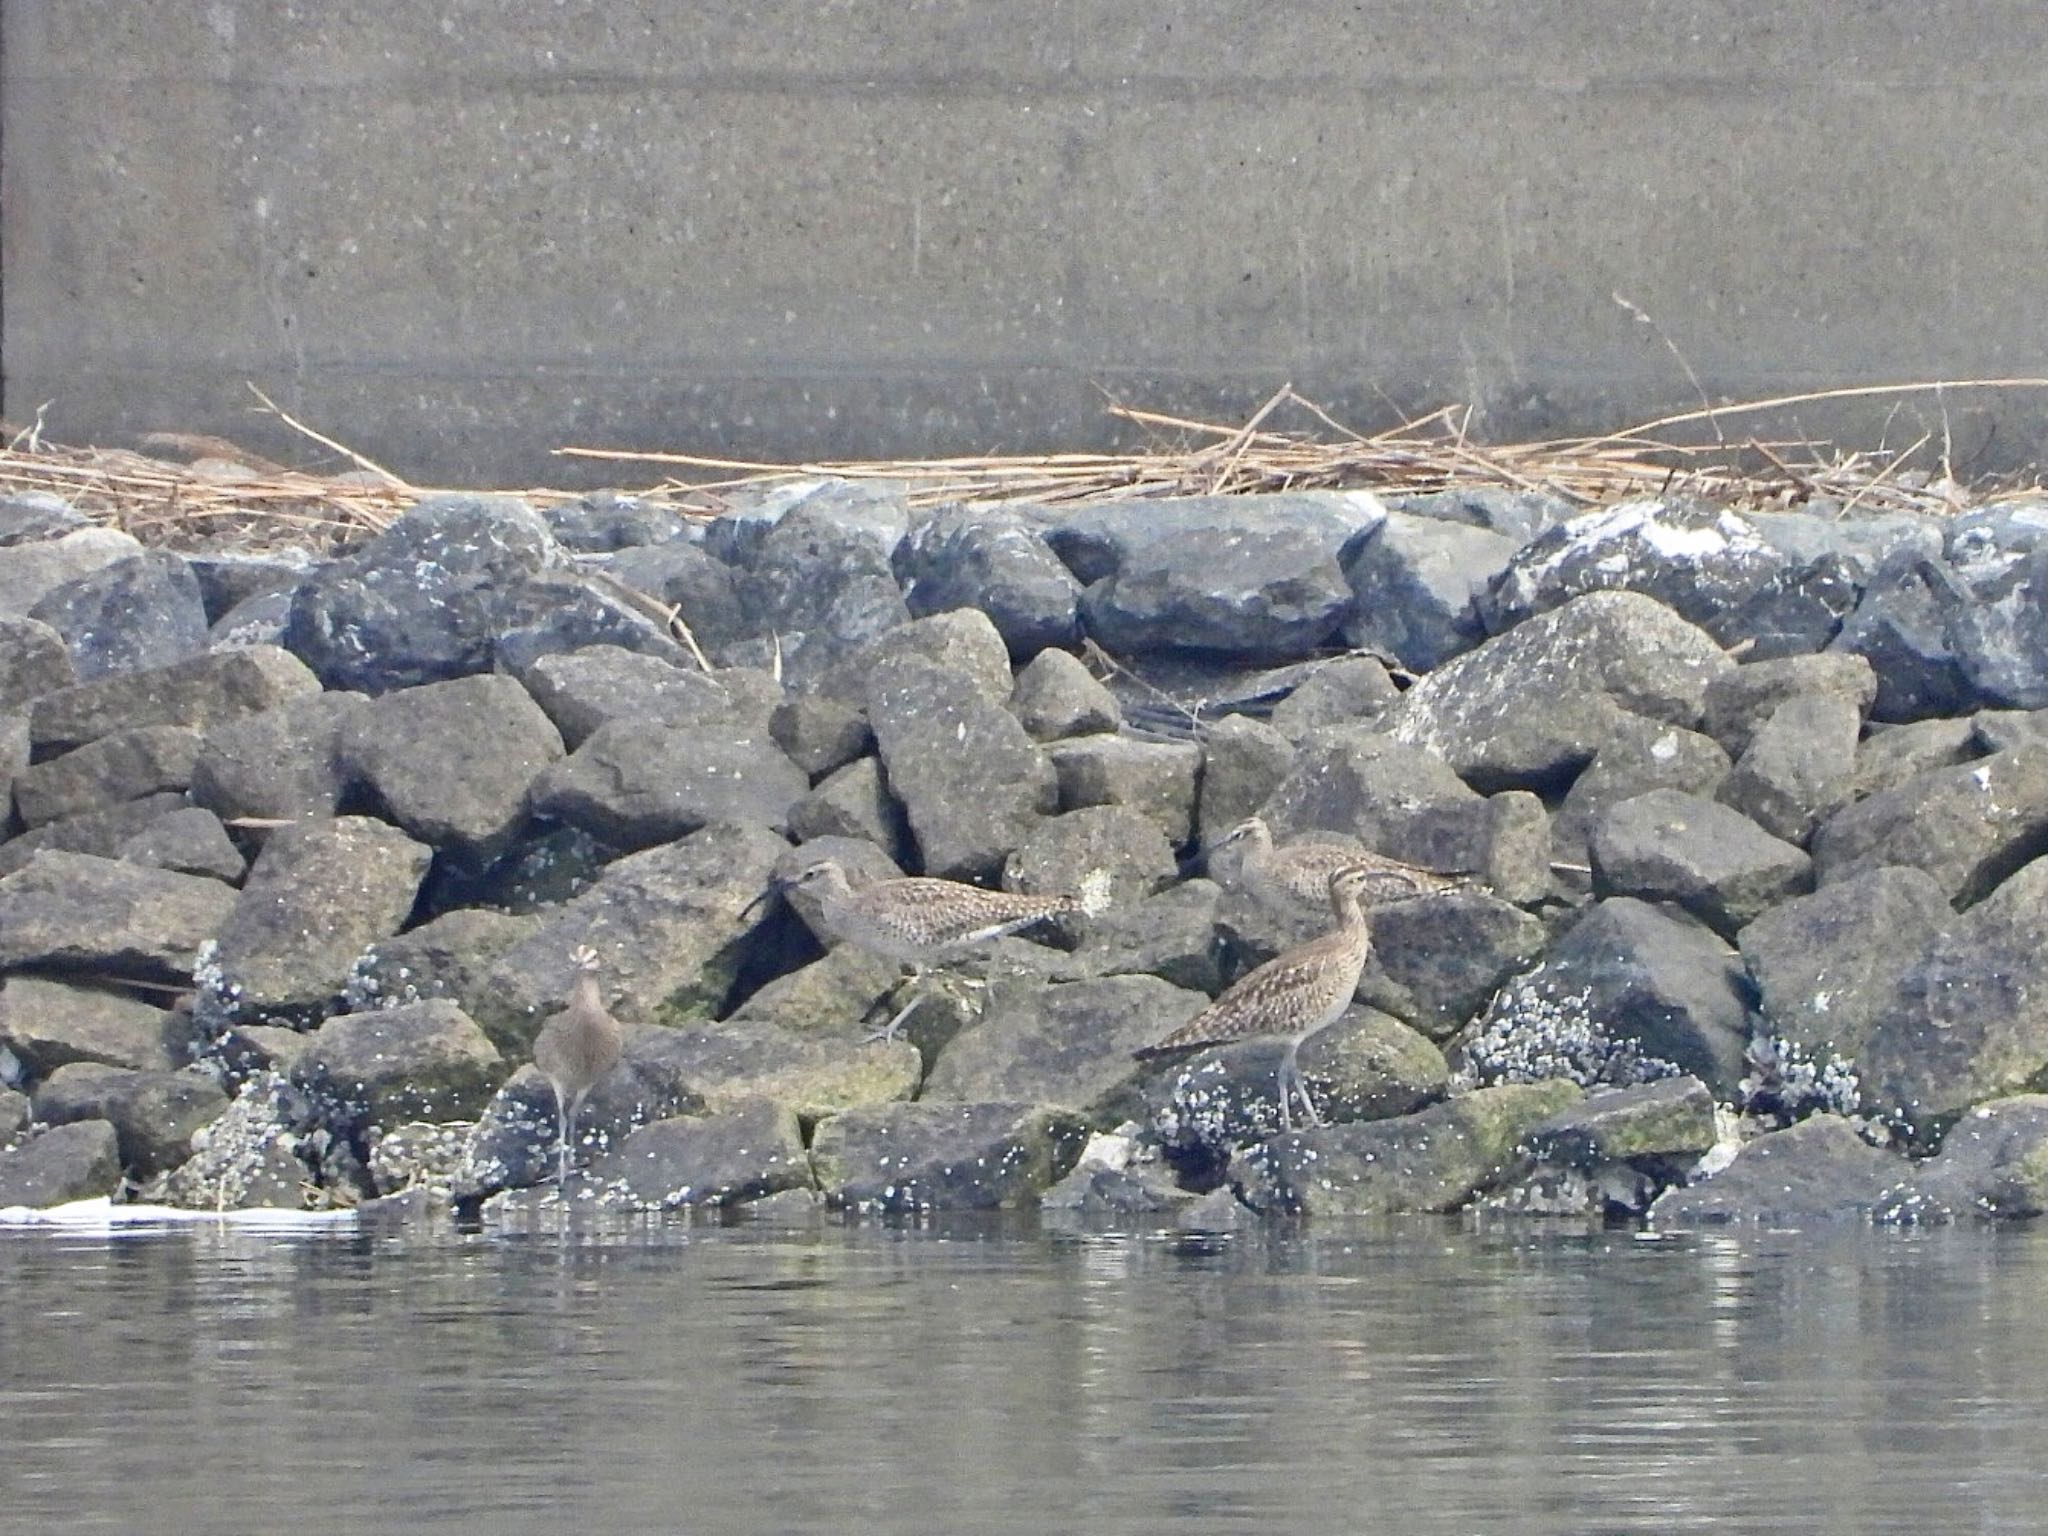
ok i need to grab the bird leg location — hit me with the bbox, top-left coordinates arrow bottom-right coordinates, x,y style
1277,1039 -> 1325,1131
866,967 -> 928,1044
554,1091 -> 572,1187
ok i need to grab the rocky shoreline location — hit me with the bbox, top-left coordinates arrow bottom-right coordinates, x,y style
2,478 -> 2047,1230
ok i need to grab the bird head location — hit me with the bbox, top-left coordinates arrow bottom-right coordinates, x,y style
741,857 -> 848,920
570,945 -> 601,973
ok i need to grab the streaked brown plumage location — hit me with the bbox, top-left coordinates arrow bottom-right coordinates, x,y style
531,945 -> 625,1185
1135,862 -> 1379,1129
761,858 -> 1113,1040
1208,815 -> 1471,916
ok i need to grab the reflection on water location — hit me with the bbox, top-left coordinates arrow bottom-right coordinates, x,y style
3,1215 -> 2046,1535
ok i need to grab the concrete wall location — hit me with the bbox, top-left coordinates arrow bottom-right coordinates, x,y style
6,2 -> 2048,487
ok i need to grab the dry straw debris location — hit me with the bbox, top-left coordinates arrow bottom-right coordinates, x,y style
4,380 -> 2046,553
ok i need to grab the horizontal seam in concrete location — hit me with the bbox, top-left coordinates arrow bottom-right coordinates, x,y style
10,70 -> 2048,101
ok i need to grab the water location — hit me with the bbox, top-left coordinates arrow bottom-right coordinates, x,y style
4,1213 -> 2046,1535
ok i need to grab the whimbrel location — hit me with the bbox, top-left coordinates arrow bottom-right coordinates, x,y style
1207,815 -> 1472,917
755,858 -> 1113,1040
1134,863 -> 1379,1130
531,945 -> 625,1186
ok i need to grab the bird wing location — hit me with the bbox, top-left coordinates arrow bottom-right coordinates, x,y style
1134,932 -> 1366,1056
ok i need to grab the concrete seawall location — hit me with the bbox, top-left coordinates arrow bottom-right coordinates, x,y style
5,2 -> 2046,483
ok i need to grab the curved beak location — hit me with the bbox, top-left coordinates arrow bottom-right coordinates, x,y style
738,878 -> 787,923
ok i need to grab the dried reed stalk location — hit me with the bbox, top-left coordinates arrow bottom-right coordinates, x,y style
4,379 -> 2044,555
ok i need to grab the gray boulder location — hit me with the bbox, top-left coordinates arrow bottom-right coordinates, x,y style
896,504 -> 1083,656
530,718 -> 807,848
822,607 -> 1015,708
1193,714 -> 1293,846
29,550 -> 209,680
0,975 -> 185,1075
186,550 -> 313,623
0,527 -> 145,620
1522,1076 -> 1719,1168
788,757 -> 913,864
1589,789 -> 1810,936
599,539 -> 750,653
1718,693 -> 1861,845
627,1022 -> 921,1120
1002,805 -> 1177,917
1363,891 -> 1549,1039
1258,727 -> 1553,904
344,907 -> 539,1015
0,491 -> 91,547
736,497 -> 912,685
1739,865 -> 1952,1068
1149,1006 -> 1449,1157
468,820 -> 788,1052
1857,857 -> 2048,1141
867,651 -> 1055,878
292,1000 -> 505,1130
33,1062 -> 228,1176
1701,652 -> 1876,757
201,817 -> 433,1025
31,645 -> 320,752
339,674 -> 565,867
1264,655 -> 1401,739
0,792 -> 191,879
0,1088 -> 25,1139
519,647 -> 771,750
488,570 -> 694,676
1047,736 -> 1201,847
601,1100 -> 813,1210
1010,648 -> 1122,743
1829,553 -> 1974,721
208,589 -> 294,651
810,1100 -> 1088,1211
1941,502 -> 2048,709
1395,486 -> 1570,543
1042,1159 -> 1201,1218
1853,717 -> 1980,799
769,693 -> 872,779
0,851 -> 236,981
706,478 -> 909,566
0,1119 -> 122,1207
1054,877 -> 1226,996
115,805 -> 246,883
1887,1095 -> 2048,1221
0,616 -> 74,711
1463,897 -> 1751,1095
1650,1115 -> 1903,1225
284,495 -> 559,692
1235,1080 -> 1581,1215
1392,592 -> 1733,792
543,494 -> 694,553
1342,511 -> 1518,671
1714,553 -> 1865,661
1481,498 -> 1786,643
924,973 -> 1205,1122
12,724 -> 201,827
188,689 -> 370,827
1050,492 -> 1384,661
1811,740 -> 2048,905
1550,715 -> 1732,869
725,945 -> 903,1041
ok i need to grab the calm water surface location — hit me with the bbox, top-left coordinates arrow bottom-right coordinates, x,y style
3,1212 -> 2044,1534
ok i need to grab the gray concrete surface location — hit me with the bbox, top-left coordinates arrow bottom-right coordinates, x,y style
5,2 -> 2048,485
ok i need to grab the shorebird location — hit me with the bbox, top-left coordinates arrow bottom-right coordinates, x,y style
1135,862 -> 1380,1130
1206,815 -> 1472,917
530,945 -> 625,1186
754,858 -> 1114,1041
